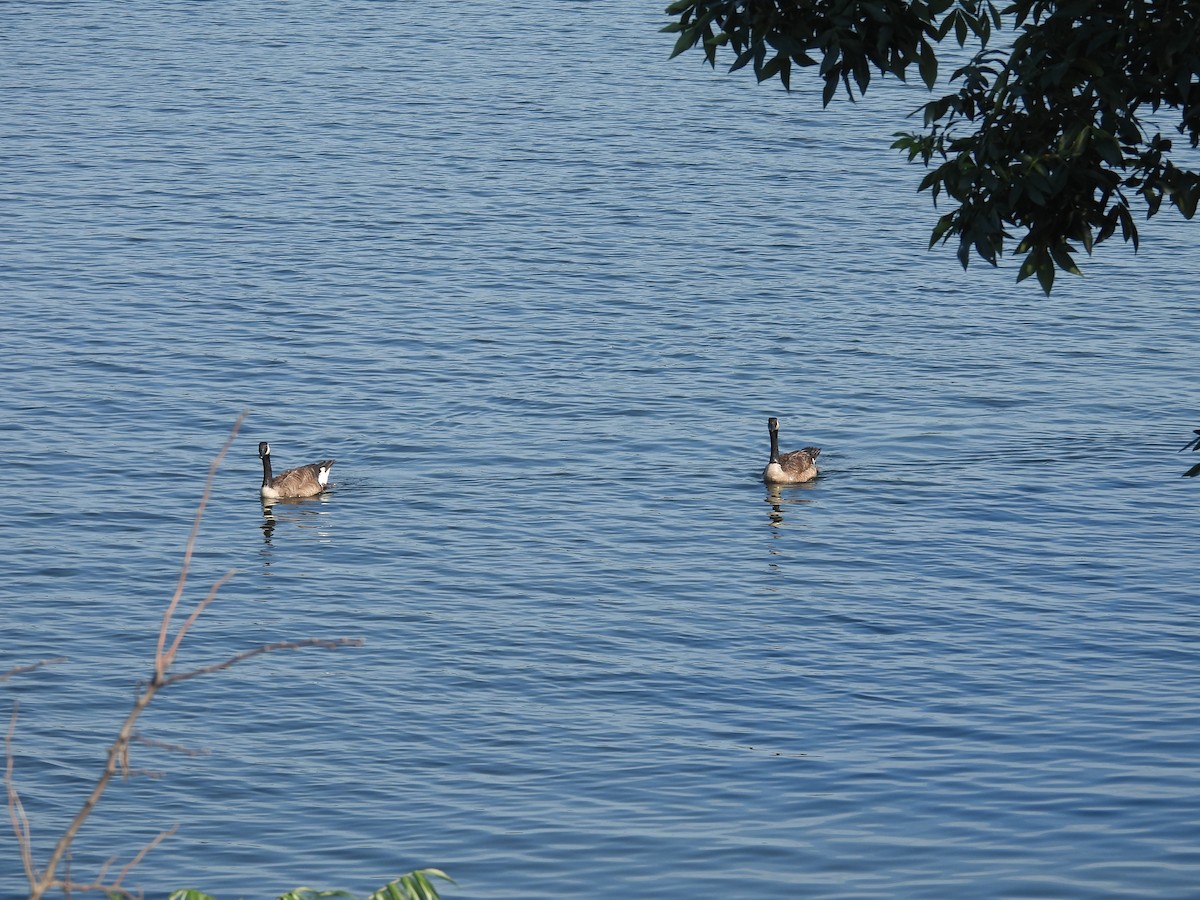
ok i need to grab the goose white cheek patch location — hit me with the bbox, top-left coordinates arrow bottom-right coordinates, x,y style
318,467 -> 330,486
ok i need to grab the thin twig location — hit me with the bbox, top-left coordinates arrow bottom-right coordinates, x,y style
95,852 -> 116,885
36,686 -> 157,895
1,657 -> 68,683
132,733 -> 210,758
155,411 -> 246,682
162,638 -> 365,687
6,702 -> 38,884
34,635 -> 362,895
162,567 -> 238,672
113,825 -> 178,888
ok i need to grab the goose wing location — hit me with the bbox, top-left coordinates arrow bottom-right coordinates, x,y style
778,447 -> 820,472
270,460 -> 335,497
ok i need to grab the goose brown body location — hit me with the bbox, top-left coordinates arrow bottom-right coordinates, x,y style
762,417 -> 819,484
259,441 -> 335,499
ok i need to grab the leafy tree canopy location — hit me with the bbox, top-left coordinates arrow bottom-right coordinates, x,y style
663,0 -> 1200,293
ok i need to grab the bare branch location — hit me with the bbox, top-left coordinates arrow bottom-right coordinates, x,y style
1,657 -> 68,683
36,689 -> 157,896
31,634 -> 361,897
155,412 -> 246,682
114,825 -> 179,889
6,702 -> 38,885
95,850 -> 116,884
162,638 -> 365,687
132,733 -> 210,759
162,567 -> 238,674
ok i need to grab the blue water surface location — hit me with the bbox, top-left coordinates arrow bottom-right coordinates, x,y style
3,2 -> 1199,898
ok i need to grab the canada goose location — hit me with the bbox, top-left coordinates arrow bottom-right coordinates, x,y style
1181,429 -> 1200,477
762,417 -> 820,484
259,441 -> 335,499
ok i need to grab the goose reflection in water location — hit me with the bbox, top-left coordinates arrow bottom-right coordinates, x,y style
765,480 -> 819,529
260,493 -> 334,546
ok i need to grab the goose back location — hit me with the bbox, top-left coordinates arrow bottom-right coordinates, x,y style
264,460 -> 335,499
259,441 -> 335,499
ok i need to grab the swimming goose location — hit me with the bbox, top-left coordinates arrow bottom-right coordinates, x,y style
259,441 -> 335,499
762,417 -> 820,484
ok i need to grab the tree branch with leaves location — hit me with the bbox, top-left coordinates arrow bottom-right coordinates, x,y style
663,0 -> 1200,292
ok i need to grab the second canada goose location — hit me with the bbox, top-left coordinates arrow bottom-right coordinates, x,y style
259,441 -> 335,499
762,417 -> 820,484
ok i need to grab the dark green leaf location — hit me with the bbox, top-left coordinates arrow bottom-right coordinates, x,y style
930,211 -> 956,246
758,52 -> 784,83
669,27 -> 700,59
1050,242 -> 1081,275
918,40 -> 938,89
935,10 -> 957,41
1091,129 -> 1124,167
1016,250 -> 1039,283
821,72 -> 838,106
730,46 -> 755,72
1036,256 -> 1056,295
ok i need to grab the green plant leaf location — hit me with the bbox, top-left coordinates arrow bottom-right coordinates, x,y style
366,869 -> 454,900
669,26 -> 699,59
1049,241 -> 1081,276
954,10 -> 967,45
1090,128 -> 1124,167
821,72 -> 838,106
918,40 -> 938,89
1016,251 -> 1037,284
1036,255 -> 1056,295
758,52 -> 784,83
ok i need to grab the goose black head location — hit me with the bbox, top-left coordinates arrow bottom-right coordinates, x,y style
258,441 -> 271,458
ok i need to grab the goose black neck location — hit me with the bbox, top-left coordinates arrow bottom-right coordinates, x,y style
768,424 -> 781,464
261,452 -> 273,488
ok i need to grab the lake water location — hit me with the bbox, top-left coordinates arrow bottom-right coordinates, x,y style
3,2 -> 1199,898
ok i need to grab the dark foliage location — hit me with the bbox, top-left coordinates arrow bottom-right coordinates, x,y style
663,0 -> 1200,292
